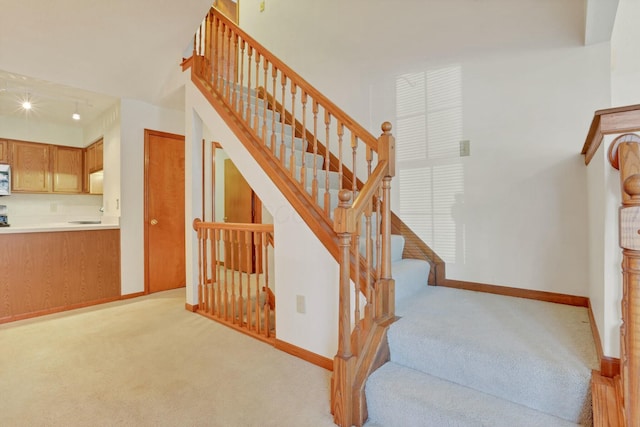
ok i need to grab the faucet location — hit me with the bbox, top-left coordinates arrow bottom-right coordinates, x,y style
99,207 -> 105,213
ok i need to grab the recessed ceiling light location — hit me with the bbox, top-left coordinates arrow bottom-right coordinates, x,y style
22,100 -> 32,110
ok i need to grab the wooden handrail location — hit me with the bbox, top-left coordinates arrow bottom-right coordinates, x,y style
333,161 -> 387,235
582,104 -> 640,166
209,8 -> 379,153
193,218 -> 274,233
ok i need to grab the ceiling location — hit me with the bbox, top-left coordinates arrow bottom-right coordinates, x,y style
0,0 -> 214,126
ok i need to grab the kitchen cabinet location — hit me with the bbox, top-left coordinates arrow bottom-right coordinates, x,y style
11,141 -> 51,192
52,145 -> 83,193
86,138 -> 103,173
0,140 -> 8,163
0,229 -> 121,322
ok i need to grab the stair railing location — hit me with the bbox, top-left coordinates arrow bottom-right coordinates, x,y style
331,124 -> 395,427
192,219 -> 275,342
191,8 -> 397,427
192,8 -> 380,223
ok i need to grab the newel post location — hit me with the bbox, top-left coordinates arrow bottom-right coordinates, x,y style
332,190 -> 356,427
377,122 -> 396,321
610,138 -> 640,427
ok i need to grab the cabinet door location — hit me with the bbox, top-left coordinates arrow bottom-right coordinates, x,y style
0,140 -> 8,163
95,139 -> 103,171
52,146 -> 83,193
11,141 -> 51,192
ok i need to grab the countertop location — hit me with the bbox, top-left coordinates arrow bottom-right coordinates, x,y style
0,222 -> 119,234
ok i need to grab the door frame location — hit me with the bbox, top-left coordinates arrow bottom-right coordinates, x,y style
143,128 -> 186,294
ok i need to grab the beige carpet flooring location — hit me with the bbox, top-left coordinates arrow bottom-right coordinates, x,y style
0,289 -> 336,427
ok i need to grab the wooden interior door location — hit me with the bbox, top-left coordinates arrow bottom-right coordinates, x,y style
145,130 -> 186,293
224,159 -> 261,273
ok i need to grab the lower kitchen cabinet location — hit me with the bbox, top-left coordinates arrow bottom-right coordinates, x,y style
0,229 -> 121,322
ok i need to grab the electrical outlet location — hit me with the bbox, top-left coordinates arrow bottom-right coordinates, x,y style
259,0 -> 265,12
460,140 -> 470,157
296,295 -> 306,314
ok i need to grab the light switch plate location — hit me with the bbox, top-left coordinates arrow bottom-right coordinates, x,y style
460,140 -> 470,157
296,295 -> 305,314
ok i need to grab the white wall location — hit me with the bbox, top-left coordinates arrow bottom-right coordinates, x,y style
186,83 -> 339,358
0,115 -> 84,147
240,0 -> 610,297
119,99 -> 184,295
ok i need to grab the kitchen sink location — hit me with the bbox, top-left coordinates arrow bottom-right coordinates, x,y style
68,220 -> 102,224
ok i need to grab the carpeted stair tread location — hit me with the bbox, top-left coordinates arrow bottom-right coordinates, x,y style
365,362 -> 580,427
388,286 -> 598,424
392,259 -> 430,304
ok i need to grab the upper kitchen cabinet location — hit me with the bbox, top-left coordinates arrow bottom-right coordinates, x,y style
0,140 -> 8,163
11,141 -> 51,192
86,139 -> 103,173
52,145 -> 83,193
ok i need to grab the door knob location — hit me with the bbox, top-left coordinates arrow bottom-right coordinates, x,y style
224,216 -> 228,222
150,219 -> 158,225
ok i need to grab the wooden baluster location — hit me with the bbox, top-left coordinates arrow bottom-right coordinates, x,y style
196,223 -> 203,313
237,230 -> 245,326
364,204 -> 374,331
252,53 -> 260,132
223,229 -> 230,320
351,135 -> 358,197
332,189 -> 355,427
263,231 -> 270,336
352,215 -> 361,356
312,101 -> 319,201
324,111 -> 332,215
279,74 -> 287,167
261,60 -> 269,142
238,39 -> 245,115
231,229 -> 237,323
206,12 -> 213,80
210,226 -> 217,315
212,16 -> 220,90
253,232 -> 261,332
203,227 -> 210,313
225,25 -> 232,101
232,32 -> 239,110
245,46 -> 253,122
270,65 -> 278,156
289,83 -> 298,175
300,91 -> 308,188
366,145 -> 373,178
216,228 -> 222,317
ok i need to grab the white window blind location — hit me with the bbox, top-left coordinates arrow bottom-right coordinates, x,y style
396,65 -> 464,264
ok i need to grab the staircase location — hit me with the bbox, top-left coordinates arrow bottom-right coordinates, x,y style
188,7 -> 599,427
365,264 -> 599,426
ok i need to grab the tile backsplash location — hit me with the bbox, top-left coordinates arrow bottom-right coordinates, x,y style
1,193 -> 104,226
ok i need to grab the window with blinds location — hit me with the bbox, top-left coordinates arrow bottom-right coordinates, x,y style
396,65 -> 464,264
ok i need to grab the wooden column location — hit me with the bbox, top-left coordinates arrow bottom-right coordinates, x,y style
332,190 -> 356,427
377,122 -> 396,321
610,139 -> 640,427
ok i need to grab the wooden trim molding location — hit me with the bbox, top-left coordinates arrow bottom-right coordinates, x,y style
275,339 -> 333,371
582,104 -> 640,165
0,296 -> 121,325
438,279 -> 589,307
185,302 -> 199,312
588,301 -> 622,377
120,291 -> 146,301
